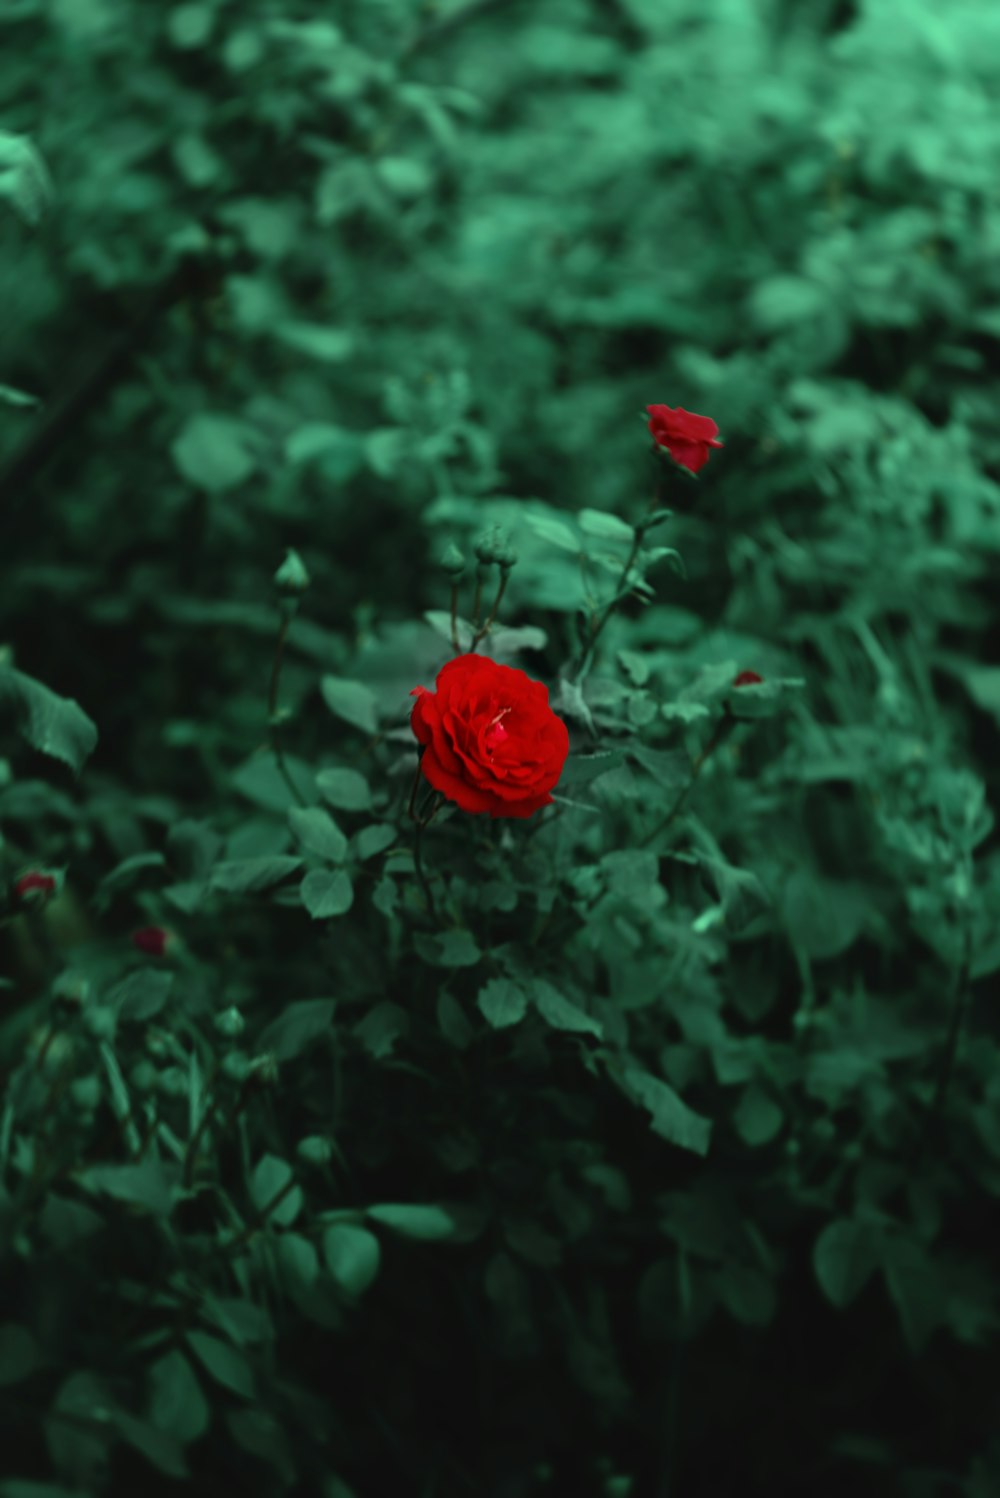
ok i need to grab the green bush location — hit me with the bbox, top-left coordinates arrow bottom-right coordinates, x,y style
2,2 -> 999,1494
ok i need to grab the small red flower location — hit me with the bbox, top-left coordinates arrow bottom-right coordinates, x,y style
647,403 -> 724,475
13,871 -> 57,902
131,926 -> 172,958
733,671 -> 764,687
410,653 -> 570,819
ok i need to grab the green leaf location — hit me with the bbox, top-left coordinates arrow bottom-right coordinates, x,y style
185,1331 -> 255,1399
353,1001 -> 409,1058
0,131 -> 52,225
414,929 -> 482,968
76,1159 -> 173,1217
477,977 -> 529,1029
525,512 -> 580,552
531,978 -> 602,1038
324,1223 -> 382,1296
38,1194 -> 103,1249
731,1084 -> 783,1147
0,667 -> 98,773
880,1233 -> 947,1353
0,383 -> 41,409
110,969 -> 174,1023
301,868 -> 354,919
437,990 -> 474,1049
320,676 -> 379,735
316,767 -> 372,812
256,998 -> 336,1061
813,1218 -> 882,1309
366,1203 -> 458,1241
146,1349 -> 209,1445
232,752 -> 317,812
715,1264 -> 777,1327
112,1411 -> 188,1479
351,823 -> 397,861
0,1324 -> 43,1386
285,423 -> 363,472
170,413 -> 256,492
619,1066 -> 712,1157
274,322 -> 354,363
558,749 -> 626,787
783,870 -> 869,960
168,3 -> 214,47
249,1154 -> 302,1227
289,806 -> 348,862
210,855 -> 303,893
577,508 -> 634,543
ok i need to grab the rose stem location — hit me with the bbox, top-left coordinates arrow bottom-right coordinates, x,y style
268,607 -> 308,808
470,571 -> 509,653
907,924 -> 973,1169
406,758 -> 424,821
638,711 -> 736,848
573,449 -> 668,683
412,796 -> 444,921
450,581 -> 460,651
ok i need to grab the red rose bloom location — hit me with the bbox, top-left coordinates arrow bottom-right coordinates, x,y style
647,403 -> 724,475
733,671 -> 763,687
131,926 -> 172,958
410,653 -> 570,819
13,871 -> 57,902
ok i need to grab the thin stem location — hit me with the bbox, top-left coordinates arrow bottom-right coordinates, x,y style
450,582 -> 460,651
639,714 -> 735,848
412,819 -> 437,921
406,758 -> 424,821
469,571 -> 509,653
907,925 -> 973,1169
574,526 -> 644,685
268,607 -> 307,808
471,578 -> 484,630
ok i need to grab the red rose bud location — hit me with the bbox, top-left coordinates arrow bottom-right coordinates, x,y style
647,403 -> 724,475
13,870 -> 58,903
410,653 -> 569,819
733,671 -> 764,687
131,926 -> 172,958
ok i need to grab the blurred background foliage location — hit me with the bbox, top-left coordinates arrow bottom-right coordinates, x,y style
2,0 -> 1000,1494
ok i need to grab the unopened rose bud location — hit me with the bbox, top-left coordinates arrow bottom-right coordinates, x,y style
496,544 -> 519,573
440,543 -> 466,579
13,870 -> 58,904
274,549 -> 310,597
733,671 -> 764,687
131,926 -> 173,958
474,526 -> 505,565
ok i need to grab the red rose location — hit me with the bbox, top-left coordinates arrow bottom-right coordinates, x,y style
131,926 -> 172,958
410,654 -> 570,819
13,871 -> 57,902
733,670 -> 763,687
647,403 -> 724,474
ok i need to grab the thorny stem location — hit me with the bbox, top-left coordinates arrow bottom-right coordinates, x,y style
268,606 -> 307,808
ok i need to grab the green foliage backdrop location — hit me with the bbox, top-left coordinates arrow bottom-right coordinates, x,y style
2,1 -> 1000,1494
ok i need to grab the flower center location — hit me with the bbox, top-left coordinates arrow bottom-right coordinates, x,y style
484,705 -> 512,754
